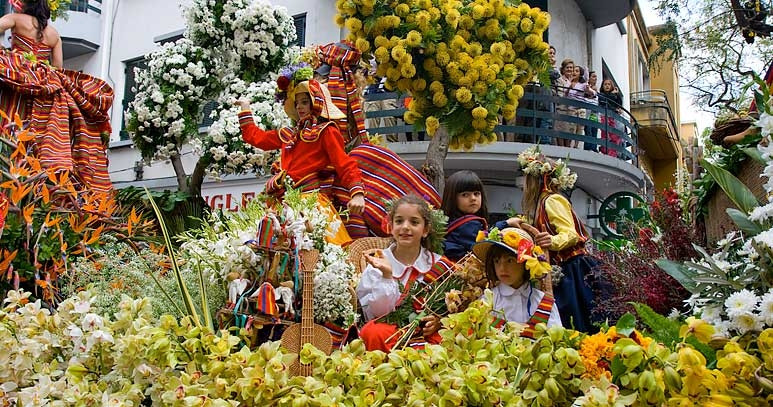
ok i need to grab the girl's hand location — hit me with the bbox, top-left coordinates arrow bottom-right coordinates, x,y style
348,193 -> 365,216
364,250 -> 392,279
521,223 -> 552,250
505,217 -> 523,228
234,100 -> 251,111
421,315 -> 440,337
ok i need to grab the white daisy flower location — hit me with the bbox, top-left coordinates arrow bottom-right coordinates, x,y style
724,289 -> 759,317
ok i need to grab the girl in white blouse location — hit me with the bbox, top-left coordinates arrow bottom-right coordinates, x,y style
356,194 -> 445,351
472,227 -> 562,336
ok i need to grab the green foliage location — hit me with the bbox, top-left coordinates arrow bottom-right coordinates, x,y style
700,158 -> 761,214
115,187 -> 208,243
61,239 -> 226,321
632,302 -> 716,365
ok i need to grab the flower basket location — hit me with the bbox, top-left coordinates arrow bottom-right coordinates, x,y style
709,117 -> 753,147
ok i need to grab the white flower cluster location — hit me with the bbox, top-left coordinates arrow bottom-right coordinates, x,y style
229,0 -> 296,70
184,0 -> 295,80
195,77 -> 291,180
179,205 -> 268,285
678,106 -> 773,337
126,39 -> 220,161
0,290 -> 146,405
696,289 -> 773,336
126,0 -> 297,177
313,243 -> 357,325
516,146 -> 578,190
183,0 -> 226,48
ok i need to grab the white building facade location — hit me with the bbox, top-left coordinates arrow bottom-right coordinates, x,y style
45,0 -> 644,233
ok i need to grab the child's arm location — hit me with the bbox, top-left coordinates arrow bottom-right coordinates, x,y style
544,194 -> 583,251
236,102 -> 283,151
356,256 -> 400,321
320,126 -> 364,197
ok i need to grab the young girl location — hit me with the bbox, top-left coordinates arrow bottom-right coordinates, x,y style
237,74 -> 365,244
473,227 -> 561,337
442,170 -> 489,261
515,147 -> 601,333
356,194 -> 450,352
598,79 -> 624,157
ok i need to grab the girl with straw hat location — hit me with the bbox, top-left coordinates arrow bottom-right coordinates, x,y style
236,64 -> 365,246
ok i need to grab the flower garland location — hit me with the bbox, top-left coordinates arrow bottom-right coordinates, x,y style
336,0 -> 551,150
517,146 -> 578,190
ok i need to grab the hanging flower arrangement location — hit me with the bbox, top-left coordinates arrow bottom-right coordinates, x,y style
336,0 -> 551,150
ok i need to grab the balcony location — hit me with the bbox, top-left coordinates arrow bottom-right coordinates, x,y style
629,90 -> 680,161
576,0 -> 636,28
364,87 -> 648,200
58,0 -> 102,59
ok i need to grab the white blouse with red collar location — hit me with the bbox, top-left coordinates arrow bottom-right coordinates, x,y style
356,244 -> 440,322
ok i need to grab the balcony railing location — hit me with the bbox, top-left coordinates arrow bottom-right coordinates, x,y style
629,89 -> 680,161
630,89 -> 679,138
364,84 -> 639,165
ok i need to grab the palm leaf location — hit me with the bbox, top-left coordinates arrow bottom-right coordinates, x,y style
144,187 -> 202,328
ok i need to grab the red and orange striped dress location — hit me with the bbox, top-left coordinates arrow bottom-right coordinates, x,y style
0,34 -> 114,192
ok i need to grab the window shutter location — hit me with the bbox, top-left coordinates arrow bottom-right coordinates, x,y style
121,58 -> 148,140
199,100 -> 218,129
293,14 -> 306,47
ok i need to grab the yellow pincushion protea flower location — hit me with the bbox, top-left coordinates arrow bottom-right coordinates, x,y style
337,0 -> 550,145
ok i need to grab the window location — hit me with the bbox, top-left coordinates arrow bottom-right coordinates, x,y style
120,57 -> 147,140
69,0 -> 89,12
293,13 -> 306,47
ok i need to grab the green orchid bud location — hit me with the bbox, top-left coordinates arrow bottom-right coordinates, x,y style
638,370 -> 657,393
536,388 -> 551,405
396,366 -> 410,382
664,365 -> 682,391
373,363 -> 396,381
535,353 -> 552,371
544,377 -> 560,399
443,389 -> 465,405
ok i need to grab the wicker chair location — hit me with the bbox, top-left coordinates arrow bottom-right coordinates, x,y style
346,237 -> 393,276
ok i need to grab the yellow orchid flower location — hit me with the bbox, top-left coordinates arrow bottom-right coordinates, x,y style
679,316 -> 715,343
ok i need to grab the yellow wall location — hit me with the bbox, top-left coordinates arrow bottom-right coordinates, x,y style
627,5 -> 685,190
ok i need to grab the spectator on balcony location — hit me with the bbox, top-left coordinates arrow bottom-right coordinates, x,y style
553,59 -> 576,148
563,65 -> 594,149
537,45 -> 560,144
598,79 -> 624,157
583,71 -> 599,152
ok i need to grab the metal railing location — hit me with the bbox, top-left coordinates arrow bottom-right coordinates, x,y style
630,89 -> 679,142
364,84 -> 639,165
69,0 -> 101,14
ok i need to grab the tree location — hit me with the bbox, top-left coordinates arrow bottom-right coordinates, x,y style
125,0 -> 296,196
335,0 -> 551,191
650,0 -> 773,114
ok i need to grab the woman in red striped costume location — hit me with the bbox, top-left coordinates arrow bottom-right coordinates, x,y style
0,0 -> 114,192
